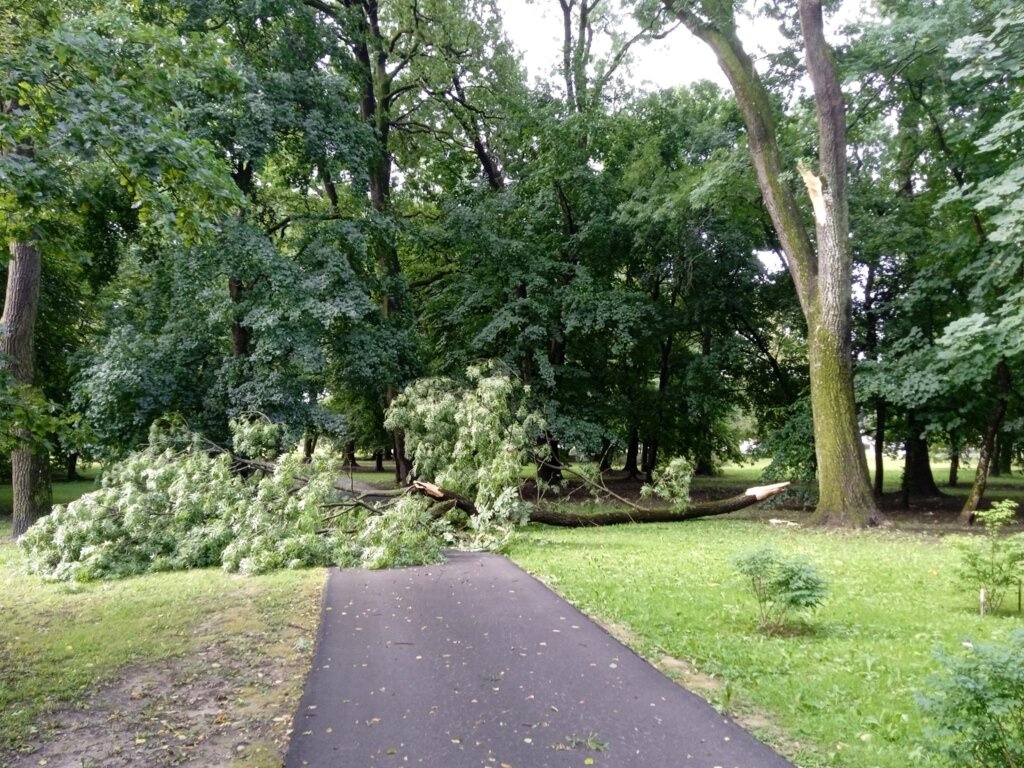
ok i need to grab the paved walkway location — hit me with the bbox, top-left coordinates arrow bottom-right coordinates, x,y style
285,551 -> 794,768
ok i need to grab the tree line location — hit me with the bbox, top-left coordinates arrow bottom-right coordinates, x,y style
3,0 -> 1022,537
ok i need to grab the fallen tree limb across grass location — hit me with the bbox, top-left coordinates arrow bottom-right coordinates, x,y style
405,479 -> 792,527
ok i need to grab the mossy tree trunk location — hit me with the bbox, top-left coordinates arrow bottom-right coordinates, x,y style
665,0 -> 878,526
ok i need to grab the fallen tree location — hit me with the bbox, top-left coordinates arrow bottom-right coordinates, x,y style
20,367 -> 795,581
406,479 -> 792,527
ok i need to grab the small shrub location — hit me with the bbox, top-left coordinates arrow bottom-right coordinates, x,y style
734,547 -> 828,634
917,629 -> 1024,767
955,499 -> 1024,613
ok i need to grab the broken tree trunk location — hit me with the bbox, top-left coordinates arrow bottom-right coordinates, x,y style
410,480 -> 791,527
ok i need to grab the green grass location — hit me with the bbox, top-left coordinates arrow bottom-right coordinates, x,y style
697,456 -> 1024,506
0,472 -> 100,517
0,516 -> 323,754
508,519 -> 1022,768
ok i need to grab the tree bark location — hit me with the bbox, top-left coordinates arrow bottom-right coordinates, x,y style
527,486 -> 782,526
873,400 -> 886,497
664,0 -> 878,526
411,480 -> 791,527
961,360 -> 1012,521
948,442 -> 960,488
3,240 -> 51,537
623,427 -> 640,479
903,412 -> 941,500
66,451 -> 81,481
537,437 -> 563,485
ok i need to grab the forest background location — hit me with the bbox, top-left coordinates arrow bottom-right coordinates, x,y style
3,0 -> 1024,538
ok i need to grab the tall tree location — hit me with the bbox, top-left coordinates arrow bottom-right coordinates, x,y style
1,0 -> 239,533
662,0 -> 878,525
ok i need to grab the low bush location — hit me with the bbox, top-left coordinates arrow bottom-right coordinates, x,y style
954,499 -> 1024,614
734,546 -> 828,634
917,629 -> 1024,767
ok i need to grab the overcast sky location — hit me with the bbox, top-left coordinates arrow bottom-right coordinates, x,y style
494,0 -> 772,91
493,1 -> 866,93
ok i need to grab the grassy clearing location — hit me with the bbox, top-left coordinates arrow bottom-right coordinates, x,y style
0,475 -> 100,517
0,516 -> 323,762
697,456 -> 1024,506
508,519 -> 1023,768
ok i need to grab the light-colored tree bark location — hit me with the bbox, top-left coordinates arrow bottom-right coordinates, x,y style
664,0 -> 878,525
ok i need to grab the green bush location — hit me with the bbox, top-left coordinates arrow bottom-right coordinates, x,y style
917,629 -> 1024,767
955,499 -> 1024,614
734,546 -> 828,634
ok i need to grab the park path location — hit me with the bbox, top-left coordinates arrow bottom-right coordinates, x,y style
285,551 -> 794,768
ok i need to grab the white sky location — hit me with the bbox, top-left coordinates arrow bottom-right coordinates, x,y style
495,0 -> 767,91
495,1 -> 867,93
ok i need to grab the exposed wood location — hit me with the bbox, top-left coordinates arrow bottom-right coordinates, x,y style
412,480 -> 480,516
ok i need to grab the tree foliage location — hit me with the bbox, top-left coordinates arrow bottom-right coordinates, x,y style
19,419 -> 458,579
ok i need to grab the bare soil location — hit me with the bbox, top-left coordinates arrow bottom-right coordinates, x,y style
3,583 -> 322,768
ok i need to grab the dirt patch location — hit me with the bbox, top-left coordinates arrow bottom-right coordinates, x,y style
3,581 -> 322,768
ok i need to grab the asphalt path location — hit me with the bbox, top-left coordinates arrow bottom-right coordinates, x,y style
285,551 -> 794,768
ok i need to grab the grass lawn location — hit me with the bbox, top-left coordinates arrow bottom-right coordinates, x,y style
0,513 -> 324,765
3,458 -> 1022,766
0,475 -> 100,517
508,518 -> 1023,768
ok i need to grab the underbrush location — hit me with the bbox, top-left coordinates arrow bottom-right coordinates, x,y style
509,518 -> 1022,768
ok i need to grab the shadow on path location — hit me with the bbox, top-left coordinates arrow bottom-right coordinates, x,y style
286,551 -> 793,767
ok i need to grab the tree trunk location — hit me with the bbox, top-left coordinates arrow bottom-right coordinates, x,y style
538,437 -> 563,485
804,312 -> 877,524
694,458 -> 715,477
997,435 -> 1013,476
410,480 -> 791,527
3,240 -> 50,537
948,444 -> 960,488
344,440 -> 359,468
665,0 -> 878,526
961,361 -> 1012,521
374,450 -> 385,472
640,440 -> 654,483
10,449 -> 51,537
228,276 -> 251,356
302,431 -> 318,463
529,482 -> 791,526
392,428 -> 412,485
623,427 -> 640,479
66,451 -> 81,481
873,400 -> 886,497
903,413 -> 941,498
